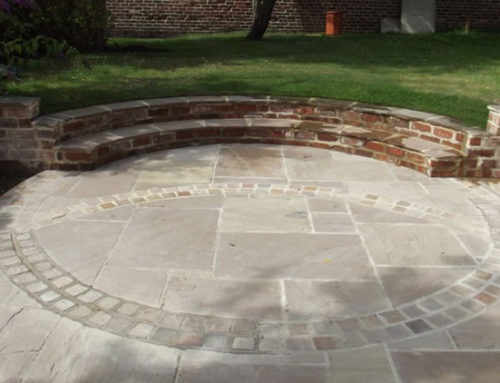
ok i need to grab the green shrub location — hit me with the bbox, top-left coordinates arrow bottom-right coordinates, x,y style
33,0 -> 110,52
0,0 -> 37,42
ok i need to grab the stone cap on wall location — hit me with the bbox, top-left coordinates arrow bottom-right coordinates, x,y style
488,105 -> 500,113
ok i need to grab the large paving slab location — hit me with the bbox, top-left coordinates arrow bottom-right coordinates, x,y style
162,277 -> 283,320
359,223 -> 475,266
35,220 -> 125,285
0,144 -> 499,382
105,207 -> 219,270
391,351 -> 500,383
328,345 -> 396,383
220,195 -> 310,232
216,146 -> 286,179
216,233 -> 375,280
285,280 -> 391,320
377,266 -> 474,306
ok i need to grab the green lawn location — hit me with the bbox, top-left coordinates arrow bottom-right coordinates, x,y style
6,31 -> 500,127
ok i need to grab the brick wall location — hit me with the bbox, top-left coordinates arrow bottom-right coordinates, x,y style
106,0 -> 499,37
1,96 -> 498,178
105,0 -> 400,36
436,0 -> 500,32
0,98 -> 40,171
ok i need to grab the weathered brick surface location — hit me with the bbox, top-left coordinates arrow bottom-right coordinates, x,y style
106,0 -> 500,37
0,97 -> 40,170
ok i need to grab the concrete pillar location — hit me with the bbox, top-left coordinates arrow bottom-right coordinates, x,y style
401,0 -> 436,33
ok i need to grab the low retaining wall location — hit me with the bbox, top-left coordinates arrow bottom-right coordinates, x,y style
0,96 -> 498,178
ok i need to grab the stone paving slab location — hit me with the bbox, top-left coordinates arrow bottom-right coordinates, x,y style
35,220 -> 125,285
0,144 -> 499,381
105,207 -> 219,271
216,233 -> 375,280
359,224 -> 476,266
392,351 -> 500,382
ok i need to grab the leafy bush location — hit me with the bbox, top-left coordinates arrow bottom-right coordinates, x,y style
0,0 -> 37,42
1,35 -> 75,64
0,0 -> 110,53
33,0 -> 110,52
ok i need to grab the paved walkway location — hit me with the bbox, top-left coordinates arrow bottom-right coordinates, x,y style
1,144 -> 500,382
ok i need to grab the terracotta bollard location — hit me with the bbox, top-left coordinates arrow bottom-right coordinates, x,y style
326,11 -> 342,35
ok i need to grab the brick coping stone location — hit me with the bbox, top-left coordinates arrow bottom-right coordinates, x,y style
1,182 -> 499,354
1,96 -> 499,178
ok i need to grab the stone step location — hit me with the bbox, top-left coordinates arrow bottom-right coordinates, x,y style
51,118 -> 465,174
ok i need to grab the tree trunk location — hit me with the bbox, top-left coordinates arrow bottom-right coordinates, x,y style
246,0 -> 276,40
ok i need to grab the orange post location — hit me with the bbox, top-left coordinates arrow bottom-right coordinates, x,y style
326,11 -> 342,35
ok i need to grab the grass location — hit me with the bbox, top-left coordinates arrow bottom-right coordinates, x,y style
6,31 -> 500,127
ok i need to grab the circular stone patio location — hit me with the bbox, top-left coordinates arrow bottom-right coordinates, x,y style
1,144 -> 500,382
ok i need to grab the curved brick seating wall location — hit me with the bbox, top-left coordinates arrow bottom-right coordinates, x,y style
0,96 -> 499,178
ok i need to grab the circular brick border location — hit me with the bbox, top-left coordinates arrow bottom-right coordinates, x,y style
1,182 -> 499,354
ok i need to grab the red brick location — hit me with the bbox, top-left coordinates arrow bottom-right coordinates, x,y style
442,140 -> 462,151
455,132 -> 465,142
405,152 -> 426,164
469,149 -> 495,157
222,128 -> 246,137
317,132 -> 338,142
387,147 -> 405,157
294,106 -> 315,114
64,151 -> 93,162
361,113 -> 383,122
198,128 -> 220,137
214,105 -> 235,113
258,105 -> 270,112
364,141 -> 385,152
468,137 -> 483,146
175,130 -> 195,140
237,104 -> 258,113
310,142 -> 330,149
63,120 -> 85,133
413,122 -> 431,133
271,129 -> 287,138
374,153 -> 392,162
430,159 -> 458,168
148,107 -> 170,117
133,136 -> 152,147
170,106 -> 190,116
433,127 -> 453,139
352,148 -> 374,158
401,160 -> 426,173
